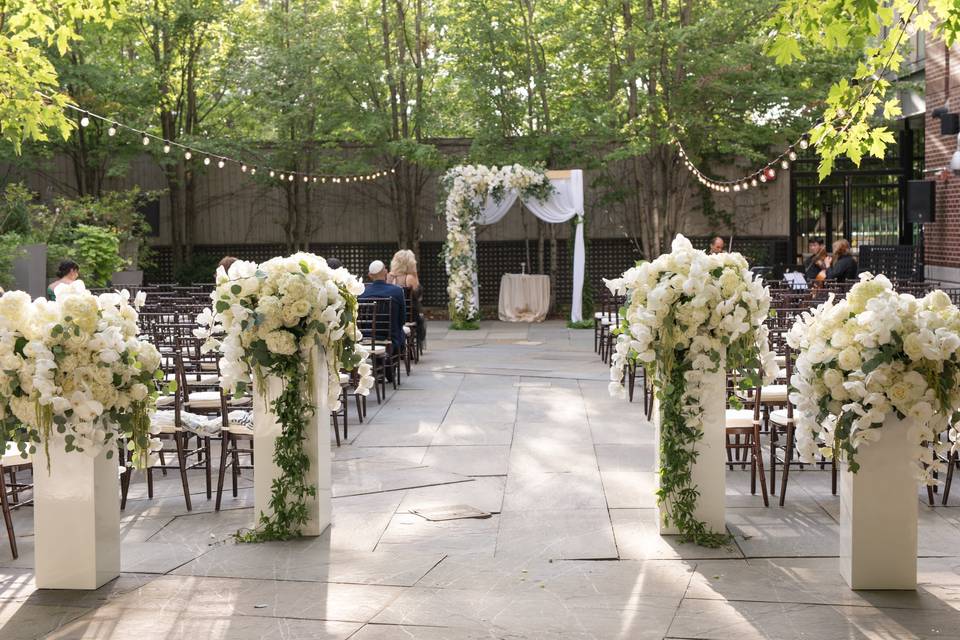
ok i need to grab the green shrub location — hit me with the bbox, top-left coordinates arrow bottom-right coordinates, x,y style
73,224 -> 127,287
174,253 -> 221,285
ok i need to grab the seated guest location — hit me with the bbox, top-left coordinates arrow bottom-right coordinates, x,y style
804,237 -> 827,281
821,238 -> 858,282
709,235 -> 725,254
359,260 -> 406,353
326,257 -> 342,270
219,256 -> 238,273
47,259 -> 81,300
387,249 -> 426,345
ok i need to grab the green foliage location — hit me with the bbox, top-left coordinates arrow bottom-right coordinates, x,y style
173,254 -> 221,285
768,0 -> 960,176
566,320 -> 593,330
236,358 -> 317,542
0,234 -> 26,290
0,0 -> 119,153
72,224 -> 126,287
449,319 -> 481,330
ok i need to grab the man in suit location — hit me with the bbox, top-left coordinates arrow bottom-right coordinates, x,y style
359,260 -> 407,354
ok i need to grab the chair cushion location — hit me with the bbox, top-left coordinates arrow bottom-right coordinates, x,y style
403,325 -> 411,336
769,408 -> 794,426
736,385 -> 788,404
156,395 -> 175,408
369,345 -> 387,356
184,390 -> 249,410
339,372 -> 351,385
2,443 -> 30,467
725,409 -> 757,429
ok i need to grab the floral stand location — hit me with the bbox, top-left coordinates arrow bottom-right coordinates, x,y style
252,346 -> 332,536
839,414 -> 918,590
34,445 -> 120,590
655,367 -> 727,535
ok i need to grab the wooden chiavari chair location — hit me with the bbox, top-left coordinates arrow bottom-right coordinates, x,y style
1,445 -> 32,559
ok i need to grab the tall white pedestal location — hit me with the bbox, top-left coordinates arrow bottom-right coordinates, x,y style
839,415 -> 918,590
655,366 -> 727,535
253,347 -> 331,536
34,445 -> 120,590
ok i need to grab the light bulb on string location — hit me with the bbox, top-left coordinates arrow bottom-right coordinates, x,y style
788,149 -> 798,161
80,116 -> 90,127
163,143 -> 170,153
767,167 -> 777,179
780,159 -> 790,170
760,174 -> 767,183
142,136 -> 150,146
270,171 -> 276,178
799,135 -> 810,150
203,156 -> 211,166
288,174 -> 294,182
241,164 -> 247,172
303,176 -> 309,183
108,126 -> 116,136
217,159 -> 225,169
184,150 -> 192,160
751,177 -> 758,187
733,184 -> 741,192
250,167 -> 256,175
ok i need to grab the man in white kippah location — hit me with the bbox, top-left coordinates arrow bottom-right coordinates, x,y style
359,258 -> 407,380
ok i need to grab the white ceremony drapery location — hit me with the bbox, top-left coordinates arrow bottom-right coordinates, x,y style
472,169 -> 586,322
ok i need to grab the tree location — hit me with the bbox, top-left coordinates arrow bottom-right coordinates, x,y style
770,0 -> 960,178
0,0 -> 119,153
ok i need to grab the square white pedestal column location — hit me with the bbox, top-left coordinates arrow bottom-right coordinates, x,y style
253,347 -> 331,536
655,366 -> 727,535
34,445 -> 120,590
839,415 -> 918,590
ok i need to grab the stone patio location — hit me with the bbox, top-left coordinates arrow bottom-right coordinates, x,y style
2,320 -> 960,639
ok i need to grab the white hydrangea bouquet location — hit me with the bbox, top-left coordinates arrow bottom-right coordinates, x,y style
195,253 -> 373,540
607,234 -> 776,545
0,283 -> 164,470
786,273 -> 960,484
440,164 -> 553,326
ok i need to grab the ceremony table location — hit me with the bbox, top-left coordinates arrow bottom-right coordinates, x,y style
498,273 -> 550,322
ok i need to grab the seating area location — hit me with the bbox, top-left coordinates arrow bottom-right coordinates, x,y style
595,278 -> 960,515
0,281 -> 431,561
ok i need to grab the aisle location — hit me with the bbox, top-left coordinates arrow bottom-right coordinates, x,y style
3,321 -> 960,639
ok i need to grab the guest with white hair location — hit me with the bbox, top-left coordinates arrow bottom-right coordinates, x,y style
359,259 -> 407,354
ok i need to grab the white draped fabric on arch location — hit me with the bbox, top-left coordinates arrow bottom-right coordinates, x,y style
442,165 -> 586,324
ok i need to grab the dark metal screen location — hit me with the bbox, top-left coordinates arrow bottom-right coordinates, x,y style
147,235 -> 788,311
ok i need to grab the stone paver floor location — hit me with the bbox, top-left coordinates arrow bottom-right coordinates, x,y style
2,320 -> 960,639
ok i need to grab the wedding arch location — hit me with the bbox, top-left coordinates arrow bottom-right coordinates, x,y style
441,164 -> 586,325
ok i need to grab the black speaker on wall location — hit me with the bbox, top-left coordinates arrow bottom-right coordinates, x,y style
906,180 -> 935,224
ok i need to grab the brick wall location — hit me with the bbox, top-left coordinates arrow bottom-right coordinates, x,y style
924,36 -> 960,280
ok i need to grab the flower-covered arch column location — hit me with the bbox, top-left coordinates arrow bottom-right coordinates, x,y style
440,164 -> 586,325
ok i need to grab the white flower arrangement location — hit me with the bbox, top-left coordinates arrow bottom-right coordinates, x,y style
786,273 -> 960,483
194,253 -> 375,407
0,282 -> 163,469
441,164 -> 553,324
606,234 -> 776,544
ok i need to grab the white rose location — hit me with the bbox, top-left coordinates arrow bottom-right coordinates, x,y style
837,347 -> 862,371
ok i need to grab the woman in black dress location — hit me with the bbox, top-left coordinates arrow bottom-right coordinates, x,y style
821,239 -> 858,282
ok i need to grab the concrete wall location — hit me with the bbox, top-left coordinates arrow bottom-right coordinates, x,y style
5,141 -> 789,248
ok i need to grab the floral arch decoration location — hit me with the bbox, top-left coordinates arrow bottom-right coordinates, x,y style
440,164 -> 586,325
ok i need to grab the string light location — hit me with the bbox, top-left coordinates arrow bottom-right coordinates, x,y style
39,93 -> 396,186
